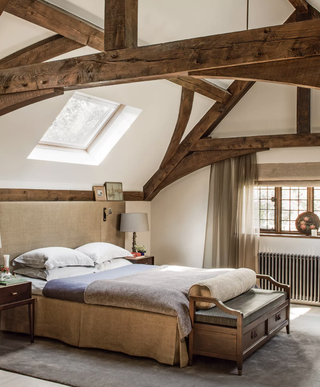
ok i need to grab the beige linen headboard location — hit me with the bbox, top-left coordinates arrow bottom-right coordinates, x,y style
0,202 -> 125,265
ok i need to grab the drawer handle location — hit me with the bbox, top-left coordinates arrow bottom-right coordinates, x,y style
275,313 -> 281,322
12,292 -> 18,296
251,329 -> 258,339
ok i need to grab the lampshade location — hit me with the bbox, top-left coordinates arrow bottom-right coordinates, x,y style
120,213 -> 149,232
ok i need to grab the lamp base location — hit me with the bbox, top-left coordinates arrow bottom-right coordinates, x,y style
132,231 -> 137,252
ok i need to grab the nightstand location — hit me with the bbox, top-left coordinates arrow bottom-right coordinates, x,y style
0,281 -> 34,343
126,255 -> 154,265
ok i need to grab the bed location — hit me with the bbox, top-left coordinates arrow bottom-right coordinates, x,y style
0,202 -> 190,366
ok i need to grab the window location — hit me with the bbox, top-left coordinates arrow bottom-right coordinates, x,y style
28,92 -> 141,166
256,186 -> 318,234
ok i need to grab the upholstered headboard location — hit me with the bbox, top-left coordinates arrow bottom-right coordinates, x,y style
0,202 -> 125,265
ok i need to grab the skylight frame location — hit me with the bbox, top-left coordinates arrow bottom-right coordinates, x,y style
38,92 -> 121,151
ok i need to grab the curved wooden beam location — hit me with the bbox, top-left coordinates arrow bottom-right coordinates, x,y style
169,77 -> 231,104
160,88 -> 194,169
0,0 -> 9,16
188,56 -> 320,90
143,81 -> 254,201
5,0 -> 104,51
0,35 -> 83,70
147,149 -> 266,201
0,88 -> 64,116
288,0 -> 309,13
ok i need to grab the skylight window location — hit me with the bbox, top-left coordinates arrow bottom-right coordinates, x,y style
39,92 -> 119,150
28,92 -> 141,166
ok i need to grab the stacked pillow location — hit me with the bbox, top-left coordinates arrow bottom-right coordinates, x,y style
13,243 -> 133,281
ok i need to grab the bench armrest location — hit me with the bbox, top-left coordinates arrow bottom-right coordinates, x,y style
256,274 -> 291,299
189,295 -> 243,328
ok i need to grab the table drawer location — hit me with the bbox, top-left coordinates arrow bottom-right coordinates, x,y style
0,282 -> 31,305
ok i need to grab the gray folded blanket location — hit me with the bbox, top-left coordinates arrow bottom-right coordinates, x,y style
84,265 -> 232,339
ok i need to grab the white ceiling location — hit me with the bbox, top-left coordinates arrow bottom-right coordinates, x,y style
1,0 -> 320,191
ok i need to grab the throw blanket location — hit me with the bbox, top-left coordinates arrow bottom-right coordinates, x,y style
84,266 -> 232,339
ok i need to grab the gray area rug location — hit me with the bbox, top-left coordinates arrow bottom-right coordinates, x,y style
0,307 -> 319,387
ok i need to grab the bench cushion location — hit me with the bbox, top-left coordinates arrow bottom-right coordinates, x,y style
195,288 -> 287,328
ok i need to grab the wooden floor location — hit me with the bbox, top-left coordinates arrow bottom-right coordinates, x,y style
0,370 -> 69,387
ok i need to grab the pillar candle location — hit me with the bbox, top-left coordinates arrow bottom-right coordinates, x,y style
3,255 -> 10,268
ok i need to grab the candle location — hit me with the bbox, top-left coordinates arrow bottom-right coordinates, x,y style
311,229 -> 318,237
3,255 -> 10,268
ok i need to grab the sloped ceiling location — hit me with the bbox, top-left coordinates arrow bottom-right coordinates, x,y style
1,0 -> 320,191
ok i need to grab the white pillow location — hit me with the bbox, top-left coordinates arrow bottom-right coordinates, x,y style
13,266 -> 96,281
95,258 -> 132,271
13,247 -> 95,270
75,243 -> 132,264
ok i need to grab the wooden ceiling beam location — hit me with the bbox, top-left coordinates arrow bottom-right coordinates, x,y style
1,18 -> 320,94
105,0 -> 138,51
288,0 -> 309,13
192,133 -> 320,152
143,80 -> 254,201
0,0 -> 10,16
150,150 -> 266,200
5,0 -> 104,51
0,88 -> 64,116
188,55 -> 320,91
0,35 -> 83,70
169,77 -> 231,104
160,88 -> 194,169
297,88 -> 311,134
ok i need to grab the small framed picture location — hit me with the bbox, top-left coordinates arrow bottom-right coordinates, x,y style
93,186 -> 107,201
105,182 -> 124,201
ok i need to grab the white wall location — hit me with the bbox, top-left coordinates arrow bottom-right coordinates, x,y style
260,236 -> 320,256
151,168 -> 210,267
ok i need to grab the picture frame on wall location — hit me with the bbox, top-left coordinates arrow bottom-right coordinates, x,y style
105,182 -> 124,201
93,186 -> 107,201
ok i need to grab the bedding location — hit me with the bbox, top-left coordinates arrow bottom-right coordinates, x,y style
43,264 -> 155,303
13,266 -> 97,281
13,247 -> 94,269
44,265 -> 233,338
75,242 -> 132,264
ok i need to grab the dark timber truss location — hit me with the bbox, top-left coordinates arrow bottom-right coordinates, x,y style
0,0 -> 319,200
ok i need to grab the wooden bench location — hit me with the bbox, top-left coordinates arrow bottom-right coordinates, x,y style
188,274 -> 290,375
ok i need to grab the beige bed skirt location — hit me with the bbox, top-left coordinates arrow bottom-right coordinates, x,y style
0,295 -> 188,367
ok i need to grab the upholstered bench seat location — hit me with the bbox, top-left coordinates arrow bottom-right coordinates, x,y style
188,274 -> 290,375
195,289 -> 287,328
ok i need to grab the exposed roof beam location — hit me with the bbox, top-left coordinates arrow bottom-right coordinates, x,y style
5,0 -> 104,51
191,133 -> 320,152
188,56 -> 320,90
1,17 -> 320,94
169,77 -> 231,104
0,88 -> 63,116
143,81 -> 254,201
297,88 -> 311,134
0,35 -> 83,70
160,88 -> 194,169
151,150 -> 266,199
105,0 -> 138,50
0,0 -> 10,16
288,0 -> 309,13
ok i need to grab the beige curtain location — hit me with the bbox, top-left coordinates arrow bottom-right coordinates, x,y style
203,154 -> 259,271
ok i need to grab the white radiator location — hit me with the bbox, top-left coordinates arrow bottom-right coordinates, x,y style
259,252 -> 320,305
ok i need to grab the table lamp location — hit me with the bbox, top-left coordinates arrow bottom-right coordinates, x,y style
120,213 -> 149,253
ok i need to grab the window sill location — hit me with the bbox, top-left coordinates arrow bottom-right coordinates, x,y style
260,233 -> 320,239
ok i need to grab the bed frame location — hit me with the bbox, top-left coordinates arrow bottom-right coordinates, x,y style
0,202 -> 188,367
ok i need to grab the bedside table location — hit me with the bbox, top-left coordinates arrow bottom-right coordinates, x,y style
0,281 -> 35,343
126,255 -> 154,265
